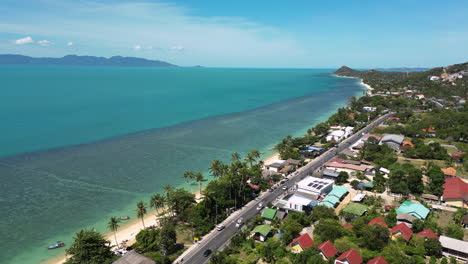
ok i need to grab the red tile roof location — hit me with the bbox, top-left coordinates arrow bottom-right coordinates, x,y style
317,240 -> 338,258
402,142 -> 414,147
417,229 -> 438,239
441,167 -> 457,176
368,217 -> 388,227
391,223 -> 413,242
452,152 -> 465,159
336,249 -> 363,264
343,224 -> 354,230
289,233 -> 314,250
362,134 -> 382,141
367,256 -> 388,264
247,183 -> 260,190
422,128 -> 436,133
443,177 -> 468,200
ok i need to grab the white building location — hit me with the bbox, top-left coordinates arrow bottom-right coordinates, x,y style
439,236 -> 468,262
326,127 -> 353,142
296,176 -> 335,197
430,76 -> 440,81
362,106 -> 377,112
278,193 -> 319,212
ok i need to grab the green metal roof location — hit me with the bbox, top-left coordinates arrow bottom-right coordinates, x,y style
251,225 -> 272,237
261,208 -> 277,220
322,196 -> 340,205
318,201 -> 335,208
396,201 -> 430,220
364,181 -> 374,188
328,186 -> 349,199
342,203 -> 368,216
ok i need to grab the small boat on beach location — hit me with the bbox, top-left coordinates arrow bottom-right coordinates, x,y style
47,241 -> 65,249
117,216 -> 130,220
190,181 -> 198,185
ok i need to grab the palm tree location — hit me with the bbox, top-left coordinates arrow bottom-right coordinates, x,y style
150,193 -> 166,216
194,172 -> 205,195
245,152 -> 256,166
231,152 -> 241,162
183,170 -> 194,183
107,216 -> 119,248
250,149 -> 261,160
136,201 -> 147,229
163,184 -> 173,200
209,160 -> 222,178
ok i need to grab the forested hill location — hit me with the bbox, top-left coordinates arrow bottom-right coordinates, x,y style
0,54 -> 178,67
334,62 -> 468,97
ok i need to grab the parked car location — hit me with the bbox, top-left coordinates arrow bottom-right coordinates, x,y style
282,186 -> 287,191
216,224 -> 225,231
203,249 -> 212,257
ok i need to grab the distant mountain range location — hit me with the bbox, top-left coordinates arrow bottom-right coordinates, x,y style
0,54 -> 179,67
376,67 -> 429,72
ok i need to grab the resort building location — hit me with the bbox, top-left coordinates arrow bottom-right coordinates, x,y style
391,223 -> 413,242
318,240 -> 338,260
396,201 -> 430,220
379,134 -> 404,151
442,177 -> 468,208
367,256 -> 388,264
288,233 -> 314,253
439,235 -> 468,262
335,248 -> 363,264
251,225 -> 272,242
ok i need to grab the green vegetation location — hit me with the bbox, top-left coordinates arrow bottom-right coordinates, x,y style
65,229 -> 117,264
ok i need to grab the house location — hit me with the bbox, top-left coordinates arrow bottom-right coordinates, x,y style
113,250 -> 156,264
421,128 -> 437,137
276,192 -> 319,212
397,213 -> 417,226
416,229 -> 438,240
319,186 -> 349,208
324,162 -> 369,173
361,134 -> 382,142
285,158 -> 302,169
415,94 -> 425,100
402,141 -> 414,148
318,240 -> 338,260
342,203 -> 368,217
396,201 -> 430,220
341,149 -> 358,158
363,106 -> 377,112
367,256 -> 387,264
266,162 -> 285,173
391,223 -> 413,242
279,165 -> 294,175
327,126 -> 354,142
442,177 -> 468,208
439,235 -> 468,262
289,233 -> 314,253
296,176 -> 335,197
429,76 -> 440,81
251,225 -> 272,242
323,169 -> 340,181
261,208 -> 277,222
452,152 -> 465,162
368,217 -> 388,227
335,248 -> 363,264
379,134 -> 404,151
441,167 -> 457,178
421,194 -> 439,203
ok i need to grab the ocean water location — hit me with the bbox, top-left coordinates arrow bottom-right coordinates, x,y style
0,66 -> 364,264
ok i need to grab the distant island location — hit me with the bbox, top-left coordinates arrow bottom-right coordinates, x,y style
0,54 -> 178,67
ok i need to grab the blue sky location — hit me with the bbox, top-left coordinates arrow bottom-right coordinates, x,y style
0,0 -> 467,68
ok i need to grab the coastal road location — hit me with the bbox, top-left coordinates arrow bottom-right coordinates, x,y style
174,112 -> 394,264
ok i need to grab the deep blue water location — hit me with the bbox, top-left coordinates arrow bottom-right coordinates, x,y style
0,66 -> 364,263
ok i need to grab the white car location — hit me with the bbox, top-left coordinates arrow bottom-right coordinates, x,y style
216,224 -> 225,231
256,202 -> 263,210
235,217 -> 243,228
282,186 -> 287,191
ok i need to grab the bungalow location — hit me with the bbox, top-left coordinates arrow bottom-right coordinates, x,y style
368,217 -> 388,227
452,152 -> 465,163
442,177 -> 468,208
289,233 -> 314,253
416,229 -> 438,240
441,167 -> 457,178
367,256 -> 388,264
363,106 -> 377,112
113,250 -> 156,264
421,128 -> 437,137
261,208 -> 277,222
379,134 -> 404,151
342,203 -> 368,217
439,235 -> 468,262
335,248 -> 363,264
391,223 -> 413,242
251,225 -> 272,242
319,186 -> 349,208
396,201 -> 430,220
318,240 -> 338,260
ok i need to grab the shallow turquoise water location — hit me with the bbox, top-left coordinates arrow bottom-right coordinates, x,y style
0,66 -> 364,263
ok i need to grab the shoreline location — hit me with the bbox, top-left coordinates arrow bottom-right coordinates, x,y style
332,74 -> 374,95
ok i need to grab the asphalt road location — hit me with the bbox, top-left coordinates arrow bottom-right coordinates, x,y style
174,112 -> 394,264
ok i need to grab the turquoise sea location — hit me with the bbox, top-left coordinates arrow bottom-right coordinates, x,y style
0,66 -> 364,264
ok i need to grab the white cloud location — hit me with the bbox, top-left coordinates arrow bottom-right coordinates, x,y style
133,44 -> 141,51
38,40 -> 53,46
169,45 -> 184,51
14,36 -> 34,45
67,41 -> 74,46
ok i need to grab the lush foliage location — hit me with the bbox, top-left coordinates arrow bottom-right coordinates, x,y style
65,229 -> 116,264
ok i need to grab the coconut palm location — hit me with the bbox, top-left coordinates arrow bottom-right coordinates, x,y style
209,160 -> 223,178
150,193 -> 166,216
231,152 -> 241,162
250,149 -> 261,160
183,170 -> 194,183
136,201 -> 147,229
107,216 -> 119,248
245,152 -> 256,166
163,184 -> 173,199
194,172 -> 205,195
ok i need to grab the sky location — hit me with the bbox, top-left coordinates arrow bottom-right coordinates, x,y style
0,0 -> 467,68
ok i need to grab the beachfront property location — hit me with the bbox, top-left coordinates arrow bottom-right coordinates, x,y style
442,177 -> 468,208
326,126 -> 354,142
265,161 -> 285,173
319,186 -> 349,208
396,201 -> 430,220
113,250 -> 156,264
379,134 -> 404,151
334,248 -> 363,264
251,224 -> 273,242
439,235 -> 468,262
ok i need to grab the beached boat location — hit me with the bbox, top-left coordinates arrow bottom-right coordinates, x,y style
47,241 -> 65,249
117,216 -> 130,220
190,181 -> 198,185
